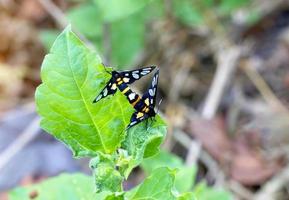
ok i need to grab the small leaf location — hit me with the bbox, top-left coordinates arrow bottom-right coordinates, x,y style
35,26 -> 133,156
141,150 -> 196,192
141,150 -> 183,172
121,116 -> 167,177
193,182 -> 233,200
90,153 -> 124,193
125,167 -> 177,200
9,174 -> 98,200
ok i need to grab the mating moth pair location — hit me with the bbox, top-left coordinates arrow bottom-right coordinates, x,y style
93,65 -> 159,129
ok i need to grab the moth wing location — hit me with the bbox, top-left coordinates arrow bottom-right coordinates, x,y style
119,65 -> 156,84
141,69 -> 159,108
126,111 -> 149,129
93,78 -> 117,103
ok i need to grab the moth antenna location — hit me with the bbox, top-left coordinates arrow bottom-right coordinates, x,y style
156,98 -> 163,114
101,62 -> 112,75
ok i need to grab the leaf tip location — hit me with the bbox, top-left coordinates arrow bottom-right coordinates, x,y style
64,24 -> 72,32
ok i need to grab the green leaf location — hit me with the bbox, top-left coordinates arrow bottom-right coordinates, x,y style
141,150 -> 183,172
93,0 -> 153,22
90,153 -> 124,193
110,11 -> 145,67
141,150 -> 196,193
35,26 -> 134,156
125,167 -> 178,200
121,116 -> 167,177
39,29 -> 60,51
245,10 -> 262,25
110,0 -> 165,68
172,0 -> 204,26
175,166 -> 196,193
67,3 -> 102,38
193,182 -> 233,200
218,0 -> 250,15
9,173 -> 99,200
177,192 -> 196,200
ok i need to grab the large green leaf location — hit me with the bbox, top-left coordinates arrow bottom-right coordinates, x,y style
36,26 -> 168,196
109,0 -> 164,68
110,11 -> 145,67
35,26 -> 133,156
67,3 -> 102,39
9,173 -> 100,200
93,0 -> 153,22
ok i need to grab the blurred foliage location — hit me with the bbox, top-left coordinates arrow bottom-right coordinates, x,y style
142,150 -> 233,200
9,168 -> 194,200
39,0 -> 255,69
9,174 -> 98,200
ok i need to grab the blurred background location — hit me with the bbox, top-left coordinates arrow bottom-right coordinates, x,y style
1,0 -> 289,199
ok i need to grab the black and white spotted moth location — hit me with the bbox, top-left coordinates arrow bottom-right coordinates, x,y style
93,65 -> 159,129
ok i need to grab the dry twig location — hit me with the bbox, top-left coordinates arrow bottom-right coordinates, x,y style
0,117 -> 41,172
241,60 -> 289,114
202,47 -> 241,119
254,164 -> 289,200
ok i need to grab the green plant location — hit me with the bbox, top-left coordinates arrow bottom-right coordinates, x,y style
9,26 -> 196,200
142,151 -> 233,200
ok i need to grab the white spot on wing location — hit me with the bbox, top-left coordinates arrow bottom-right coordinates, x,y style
149,89 -> 155,96
152,76 -> 156,86
130,121 -> 137,126
141,70 -> 150,75
95,95 -> 102,102
128,93 -> 136,100
103,88 -> 108,96
132,73 -> 139,79
111,83 -> 117,90
123,77 -> 130,83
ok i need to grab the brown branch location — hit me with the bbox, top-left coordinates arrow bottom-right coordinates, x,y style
201,47 -> 241,119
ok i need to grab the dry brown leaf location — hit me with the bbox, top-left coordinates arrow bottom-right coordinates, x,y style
188,116 -> 281,185
189,117 -> 232,163
230,135 -> 281,186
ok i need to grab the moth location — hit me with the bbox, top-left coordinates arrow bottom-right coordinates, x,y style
93,66 -> 160,129
93,65 -> 156,103
127,68 -> 159,129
